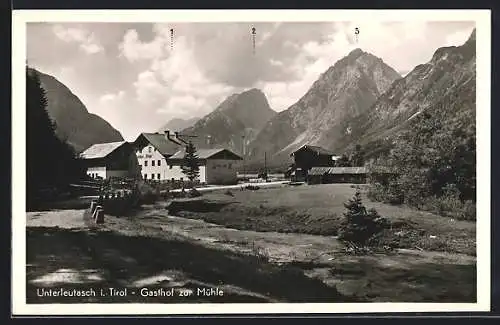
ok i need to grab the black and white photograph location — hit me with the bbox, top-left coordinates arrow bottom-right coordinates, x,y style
12,9 -> 491,315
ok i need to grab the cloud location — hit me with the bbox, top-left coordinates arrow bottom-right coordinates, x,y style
99,90 -> 125,103
119,29 -> 167,62
52,24 -> 104,54
444,29 -> 473,47
131,33 -> 235,120
132,70 -> 167,106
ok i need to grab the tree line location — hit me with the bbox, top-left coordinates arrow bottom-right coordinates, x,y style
367,109 -> 476,221
26,67 -> 85,209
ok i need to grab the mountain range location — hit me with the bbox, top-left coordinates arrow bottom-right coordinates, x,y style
341,29 -> 476,159
29,68 -> 123,153
172,88 -> 276,154
32,28 -> 476,170
246,48 -> 402,164
247,28 -> 476,168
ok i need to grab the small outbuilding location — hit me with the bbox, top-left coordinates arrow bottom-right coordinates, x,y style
307,167 -> 368,184
80,141 -> 140,180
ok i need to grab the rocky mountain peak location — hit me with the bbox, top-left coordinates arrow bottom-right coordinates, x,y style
334,28 -> 477,159
467,28 -> 476,43
247,48 -> 401,162
347,48 -> 365,58
176,87 -> 276,153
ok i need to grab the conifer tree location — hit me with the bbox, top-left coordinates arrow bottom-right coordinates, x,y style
181,141 -> 200,184
338,192 -> 387,246
26,67 -> 84,208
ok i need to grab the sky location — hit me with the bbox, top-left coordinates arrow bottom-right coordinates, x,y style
27,21 -> 475,141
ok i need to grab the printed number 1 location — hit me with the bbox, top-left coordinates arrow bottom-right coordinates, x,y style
170,28 -> 174,50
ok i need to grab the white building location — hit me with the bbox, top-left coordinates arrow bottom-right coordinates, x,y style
167,148 -> 243,185
133,131 -> 243,184
80,141 -> 140,180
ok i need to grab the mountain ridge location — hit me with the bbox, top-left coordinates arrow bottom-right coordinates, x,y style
29,68 -> 124,153
336,28 -> 476,159
247,48 -> 402,164
158,88 -> 276,154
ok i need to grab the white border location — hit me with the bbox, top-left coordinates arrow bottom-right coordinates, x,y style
12,9 -> 491,316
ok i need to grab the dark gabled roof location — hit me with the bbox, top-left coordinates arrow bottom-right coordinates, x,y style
168,148 -> 243,160
80,141 -> 128,160
290,145 -> 336,157
309,166 -> 397,176
309,167 -> 368,175
134,133 -> 181,157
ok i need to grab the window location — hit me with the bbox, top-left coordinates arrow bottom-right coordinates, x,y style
157,173 -> 161,180
171,178 -> 174,182
151,174 -> 154,180
180,177 -> 184,181
169,165 -> 173,169
157,160 -> 161,166
144,174 -> 147,179
152,160 -> 155,167
144,161 -> 148,167
148,146 -> 152,153
228,163 -> 232,169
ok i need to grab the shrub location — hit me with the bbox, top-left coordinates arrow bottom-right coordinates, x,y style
135,180 -> 160,204
338,192 -> 389,247
367,182 -> 404,205
187,188 -> 202,198
422,194 -> 476,221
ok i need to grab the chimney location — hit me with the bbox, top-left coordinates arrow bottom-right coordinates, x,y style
206,135 -> 212,149
164,130 -> 182,145
174,131 -> 188,144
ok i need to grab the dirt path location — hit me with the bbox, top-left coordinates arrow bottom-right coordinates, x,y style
26,208 -> 477,302
26,209 -> 347,303
103,207 -> 476,266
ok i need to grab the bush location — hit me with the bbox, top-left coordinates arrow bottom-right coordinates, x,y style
187,188 -> 202,198
367,182 -> 404,205
338,192 -> 389,247
422,195 -> 476,221
136,180 -> 159,204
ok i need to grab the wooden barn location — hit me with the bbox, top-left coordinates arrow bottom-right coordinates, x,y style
307,166 -> 397,185
307,167 -> 368,184
289,145 -> 339,182
80,141 -> 140,180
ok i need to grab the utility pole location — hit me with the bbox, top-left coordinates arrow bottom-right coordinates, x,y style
264,151 -> 267,181
241,135 -> 246,180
